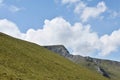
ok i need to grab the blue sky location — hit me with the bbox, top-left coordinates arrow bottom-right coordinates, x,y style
0,0 -> 120,61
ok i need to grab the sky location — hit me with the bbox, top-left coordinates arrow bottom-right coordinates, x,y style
0,0 -> 120,61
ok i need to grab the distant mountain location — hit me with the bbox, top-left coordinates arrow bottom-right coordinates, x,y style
0,32 -> 108,80
44,45 -> 120,80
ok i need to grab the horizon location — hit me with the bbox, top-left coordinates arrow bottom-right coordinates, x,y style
0,0 -> 120,61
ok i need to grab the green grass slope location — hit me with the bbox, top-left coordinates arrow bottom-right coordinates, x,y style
98,60 -> 120,80
0,33 -> 108,80
72,57 -> 120,80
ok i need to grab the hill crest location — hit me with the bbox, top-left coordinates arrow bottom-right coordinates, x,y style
0,32 -> 108,80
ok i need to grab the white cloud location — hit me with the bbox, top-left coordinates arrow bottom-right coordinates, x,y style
100,30 -> 120,56
61,0 -> 79,4
0,19 -> 25,39
75,1 -> 107,22
25,17 -> 100,56
60,0 -> 107,22
9,5 -> 22,13
0,17 -> 120,57
74,1 -> 86,14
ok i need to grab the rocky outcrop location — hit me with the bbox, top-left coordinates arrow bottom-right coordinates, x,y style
44,45 -> 72,58
84,57 -> 110,78
44,45 -> 83,62
97,67 -> 110,78
44,45 -> 120,79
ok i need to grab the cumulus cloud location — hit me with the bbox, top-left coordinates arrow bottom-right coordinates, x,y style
74,1 -> 107,22
74,1 -> 86,14
0,19 -> 25,39
59,0 -> 107,22
25,17 -> 100,56
0,17 -> 120,56
80,1 -> 107,22
100,30 -> 120,56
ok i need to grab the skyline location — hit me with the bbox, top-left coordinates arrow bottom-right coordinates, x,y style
0,0 -> 120,61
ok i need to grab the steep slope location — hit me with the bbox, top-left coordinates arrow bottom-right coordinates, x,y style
44,45 -> 120,80
0,33 -> 108,80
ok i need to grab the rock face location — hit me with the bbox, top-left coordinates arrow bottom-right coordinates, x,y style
44,45 -> 70,57
97,67 -> 110,78
44,45 -> 76,61
85,56 -> 110,78
44,45 -> 120,80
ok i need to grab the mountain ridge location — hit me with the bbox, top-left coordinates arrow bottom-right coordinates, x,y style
44,45 -> 120,80
0,32 -> 108,80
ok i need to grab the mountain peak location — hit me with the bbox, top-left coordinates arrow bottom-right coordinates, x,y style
44,45 -> 71,57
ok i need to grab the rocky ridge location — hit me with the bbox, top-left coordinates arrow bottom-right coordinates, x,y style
44,45 -> 120,79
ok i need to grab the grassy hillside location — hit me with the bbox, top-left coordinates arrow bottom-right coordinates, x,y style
97,59 -> 120,80
0,33 -> 108,80
71,56 -> 120,80
44,45 -> 120,80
